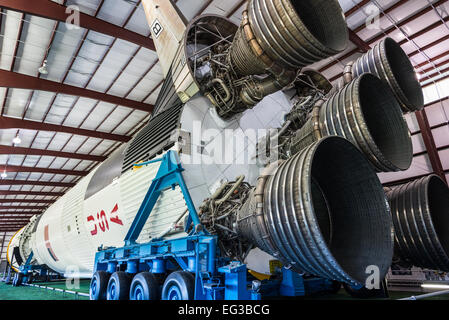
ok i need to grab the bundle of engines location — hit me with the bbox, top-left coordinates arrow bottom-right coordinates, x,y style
192,0 -> 446,285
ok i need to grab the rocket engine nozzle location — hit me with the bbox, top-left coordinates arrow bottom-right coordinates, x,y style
228,0 -> 348,77
352,37 -> 424,113
291,73 -> 413,173
387,175 -> 449,272
236,136 -> 394,286
191,0 -> 349,118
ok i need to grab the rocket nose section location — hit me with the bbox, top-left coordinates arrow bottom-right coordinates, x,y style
141,0 -> 187,78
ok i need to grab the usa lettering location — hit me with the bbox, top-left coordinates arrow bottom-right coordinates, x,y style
87,204 -> 123,236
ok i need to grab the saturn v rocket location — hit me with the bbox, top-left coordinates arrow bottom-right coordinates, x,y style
8,0 -> 440,285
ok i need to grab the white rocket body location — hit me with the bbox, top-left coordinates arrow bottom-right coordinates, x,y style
7,93 -> 292,277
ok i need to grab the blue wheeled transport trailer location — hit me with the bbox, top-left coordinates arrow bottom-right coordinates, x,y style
90,151 -> 339,300
11,251 -> 61,287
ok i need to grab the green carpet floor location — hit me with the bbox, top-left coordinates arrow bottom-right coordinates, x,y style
0,280 -> 90,300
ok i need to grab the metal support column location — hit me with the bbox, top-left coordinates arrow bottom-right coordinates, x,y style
416,109 -> 447,183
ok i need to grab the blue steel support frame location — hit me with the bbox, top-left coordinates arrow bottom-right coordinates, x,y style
20,251 -> 34,272
124,151 -> 202,246
19,252 -> 45,274
18,251 -> 50,283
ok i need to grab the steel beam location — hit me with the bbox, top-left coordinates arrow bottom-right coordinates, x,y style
0,226 -> 25,228
0,70 -> 154,113
0,117 -> 131,142
320,0 -> 449,73
419,56 -> 449,76
0,180 -> 75,188
0,231 -> 5,259
421,64 -> 449,84
0,145 -> 107,162
415,48 -> 449,70
415,143 -> 449,157
0,190 -> 64,197
226,0 -> 247,18
415,109 -> 447,183
417,37 -> 449,60
0,223 -> 29,228
348,29 -> 370,52
0,211 -> 41,214
0,212 -> 39,216
352,0 -> 410,33
0,206 -> 48,210
423,76 -> 449,88
0,222 -> 28,225
397,15 -> 449,48
344,0 -> 371,17
0,165 -> 88,176
0,199 -> 55,204
421,68 -> 449,88
0,0 -> 155,51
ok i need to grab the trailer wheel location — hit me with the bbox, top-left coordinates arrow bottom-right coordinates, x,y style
106,271 -> 131,300
90,271 -> 110,300
130,272 -> 160,300
161,271 -> 195,300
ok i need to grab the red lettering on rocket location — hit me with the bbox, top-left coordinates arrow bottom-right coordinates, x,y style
87,204 -> 123,236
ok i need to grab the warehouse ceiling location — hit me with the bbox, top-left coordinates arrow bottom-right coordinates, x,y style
0,0 -> 448,233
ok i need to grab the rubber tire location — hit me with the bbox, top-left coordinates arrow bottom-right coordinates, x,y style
129,272 -> 160,300
90,271 -> 111,300
343,283 -> 385,299
107,271 -> 132,300
161,271 -> 195,300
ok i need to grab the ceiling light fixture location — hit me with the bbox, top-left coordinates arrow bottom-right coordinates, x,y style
38,60 -> 49,75
1,170 -> 7,179
12,135 -> 21,145
421,283 -> 449,290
